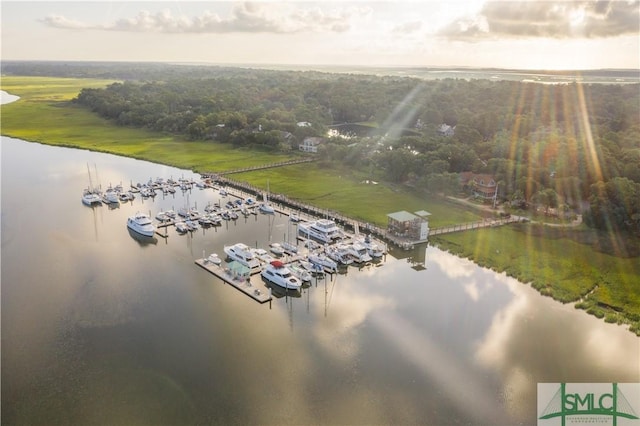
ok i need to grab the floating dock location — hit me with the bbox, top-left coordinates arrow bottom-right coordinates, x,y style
195,258 -> 272,304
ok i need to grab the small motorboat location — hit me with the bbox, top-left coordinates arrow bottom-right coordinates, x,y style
175,222 -> 189,234
269,243 -> 285,256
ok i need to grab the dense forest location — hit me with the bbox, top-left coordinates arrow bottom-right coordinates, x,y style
3,61 -> 639,235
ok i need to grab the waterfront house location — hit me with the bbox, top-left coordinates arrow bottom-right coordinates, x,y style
299,136 -> 324,153
460,172 -> 498,200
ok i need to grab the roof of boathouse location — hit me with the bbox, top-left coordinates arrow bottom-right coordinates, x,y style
414,210 -> 431,217
387,211 -> 418,222
387,210 -> 431,222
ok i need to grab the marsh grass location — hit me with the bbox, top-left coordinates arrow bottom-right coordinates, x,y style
435,225 -> 640,333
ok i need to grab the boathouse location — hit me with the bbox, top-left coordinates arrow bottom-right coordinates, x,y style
387,210 -> 430,241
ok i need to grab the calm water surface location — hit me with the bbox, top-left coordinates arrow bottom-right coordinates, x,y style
2,135 -> 639,425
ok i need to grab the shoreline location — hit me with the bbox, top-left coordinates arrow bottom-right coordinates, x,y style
1,90 -> 20,105
1,86 -> 638,336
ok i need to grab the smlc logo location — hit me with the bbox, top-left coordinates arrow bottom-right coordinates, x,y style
538,383 -> 640,426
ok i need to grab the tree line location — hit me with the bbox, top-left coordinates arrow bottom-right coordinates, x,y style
4,61 -> 638,234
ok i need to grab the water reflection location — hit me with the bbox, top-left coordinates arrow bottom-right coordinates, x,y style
1,135 -> 638,425
127,228 -> 159,246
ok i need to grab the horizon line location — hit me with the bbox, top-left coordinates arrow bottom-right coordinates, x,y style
2,59 -> 639,73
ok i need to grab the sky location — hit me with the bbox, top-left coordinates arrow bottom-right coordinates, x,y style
1,0 -> 639,70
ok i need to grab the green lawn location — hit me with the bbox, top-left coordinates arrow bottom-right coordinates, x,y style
233,165 -> 479,226
2,75 -> 638,335
1,76 -> 293,171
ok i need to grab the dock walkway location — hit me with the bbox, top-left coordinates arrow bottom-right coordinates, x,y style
195,259 -> 272,304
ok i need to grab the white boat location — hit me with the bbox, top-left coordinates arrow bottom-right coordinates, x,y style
308,252 -> 338,273
325,245 -> 354,265
304,239 -> 321,251
259,181 -> 275,214
245,197 -> 256,205
269,242 -> 285,256
207,253 -> 222,265
281,241 -> 298,254
204,202 -> 217,213
82,188 -> 102,206
81,163 -> 102,206
202,213 -> 222,226
102,187 -> 120,204
259,203 -> 275,214
289,212 -> 300,222
156,211 -> 170,222
288,262 -> 312,282
175,222 -> 189,233
360,234 -> 386,258
224,243 -> 261,269
261,260 -> 302,290
119,191 -> 134,202
185,220 -> 199,231
298,219 -> 342,244
251,248 -> 276,264
127,212 -> 156,237
344,241 -> 373,263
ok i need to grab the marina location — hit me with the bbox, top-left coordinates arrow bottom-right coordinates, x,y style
3,136 -> 638,426
79,169 -> 390,304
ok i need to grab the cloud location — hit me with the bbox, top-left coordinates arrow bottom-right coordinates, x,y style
438,0 -> 640,41
41,14 -> 92,30
391,20 -> 423,35
40,2 -> 372,34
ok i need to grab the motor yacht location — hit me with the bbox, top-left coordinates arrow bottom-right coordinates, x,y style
127,212 -> 156,237
224,243 -> 261,269
298,219 -> 342,244
261,260 -> 302,290
344,241 -> 373,263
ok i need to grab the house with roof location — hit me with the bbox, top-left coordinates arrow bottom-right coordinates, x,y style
299,136 -> 324,153
437,123 -> 455,137
460,172 -> 498,200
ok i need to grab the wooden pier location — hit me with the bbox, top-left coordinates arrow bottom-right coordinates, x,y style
194,258 -> 272,304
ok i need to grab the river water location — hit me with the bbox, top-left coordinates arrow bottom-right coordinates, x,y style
1,134 -> 638,425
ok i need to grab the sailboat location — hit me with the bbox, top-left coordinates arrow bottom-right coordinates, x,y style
259,180 -> 275,214
81,163 -> 102,206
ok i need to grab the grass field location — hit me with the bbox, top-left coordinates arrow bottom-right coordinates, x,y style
2,75 -> 638,334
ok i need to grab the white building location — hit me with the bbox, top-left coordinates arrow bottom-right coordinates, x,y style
299,137 -> 324,153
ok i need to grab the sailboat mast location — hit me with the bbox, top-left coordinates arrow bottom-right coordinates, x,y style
94,163 -> 101,191
86,163 -> 94,191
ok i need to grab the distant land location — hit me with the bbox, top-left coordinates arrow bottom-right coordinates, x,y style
1,60 -> 639,85
173,63 -> 640,85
